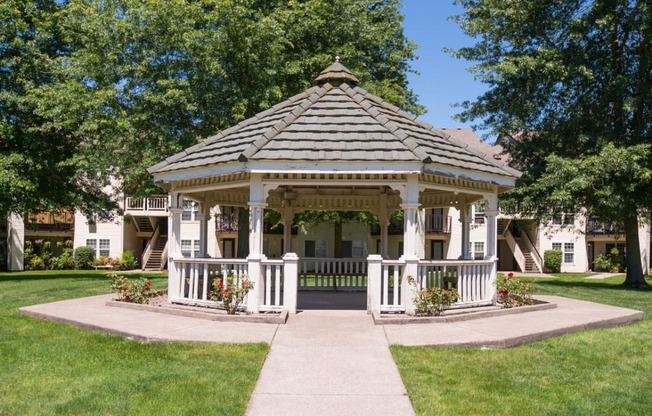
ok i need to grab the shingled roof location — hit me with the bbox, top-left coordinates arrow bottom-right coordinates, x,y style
148,60 -> 520,180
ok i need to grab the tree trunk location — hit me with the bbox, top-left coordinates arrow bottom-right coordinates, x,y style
622,214 -> 649,288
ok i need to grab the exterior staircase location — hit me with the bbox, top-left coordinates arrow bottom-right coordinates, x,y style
143,235 -> 167,271
515,237 -> 537,273
497,218 -> 510,237
134,216 -> 154,233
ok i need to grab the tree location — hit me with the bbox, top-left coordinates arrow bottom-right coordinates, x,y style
453,0 -> 652,288
20,0 -> 422,206
0,0 -> 114,219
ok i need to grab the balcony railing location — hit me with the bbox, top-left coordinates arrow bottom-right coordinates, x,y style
371,214 -> 452,235
26,212 -> 74,232
586,219 -> 624,235
124,195 -> 168,212
215,213 -> 239,233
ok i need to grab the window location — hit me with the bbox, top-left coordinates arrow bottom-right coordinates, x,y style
342,240 -> 365,258
194,240 -> 201,258
552,213 -> 574,225
606,243 -> 626,256
471,241 -> 485,260
552,242 -> 574,263
181,239 -> 192,257
99,239 -> 110,257
85,239 -> 97,252
564,243 -> 574,263
182,200 -> 198,221
305,240 -> 327,258
472,203 -> 485,224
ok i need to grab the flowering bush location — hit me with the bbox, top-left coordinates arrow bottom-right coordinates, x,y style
496,272 -> 533,308
407,275 -> 459,316
109,274 -> 159,303
210,273 -> 254,314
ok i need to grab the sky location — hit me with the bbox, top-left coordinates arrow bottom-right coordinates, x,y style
401,1 -> 488,135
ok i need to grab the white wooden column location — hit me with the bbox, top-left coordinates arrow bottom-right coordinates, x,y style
378,193 -> 389,258
246,174 -> 268,313
460,198 -> 472,260
282,208 -> 294,254
197,203 -> 210,258
484,194 -> 499,259
416,207 -> 426,259
7,213 -> 25,271
168,192 -> 183,301
400,174 -> 419,315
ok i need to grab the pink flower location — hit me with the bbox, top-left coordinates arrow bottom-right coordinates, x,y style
242,281 -> 247,287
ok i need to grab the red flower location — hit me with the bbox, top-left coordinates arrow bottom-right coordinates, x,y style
222,289 -> 229,296
145,281 -> 151,291
508,272 -> 514,277
125,295 -> 131,301
503,278 -> 508,282
242,281 -> 247,287
122,286 -> 128,292
218,281 -> 224,288
499,290 -> 508,296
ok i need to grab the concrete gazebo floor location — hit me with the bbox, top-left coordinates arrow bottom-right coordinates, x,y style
19,295 -> 642,416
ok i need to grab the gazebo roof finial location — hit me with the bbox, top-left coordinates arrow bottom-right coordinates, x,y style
313,57 -> 359,86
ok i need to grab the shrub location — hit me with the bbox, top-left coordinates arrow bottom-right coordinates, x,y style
109,274 -> 160,303
544,249 -> 562,273
496,272 -> 533,308
29,256 -> 45,270
593,247 -> 625,273
56,249 -> 75,269
120,250 -> 139,270
407,276 -> 459,316
210,273 -> 254,314
95,256 -> 111,266
74,246 -> 96,270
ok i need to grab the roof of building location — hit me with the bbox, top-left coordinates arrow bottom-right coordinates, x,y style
442,128 -> 510,164
148,60 -> 520,180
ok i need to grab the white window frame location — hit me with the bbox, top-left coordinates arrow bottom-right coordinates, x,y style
552,242 -> 574,264
471,241 -> 485,260
472,203 -> 485,224
182,200 -> 199,221
99,239 -> 110,257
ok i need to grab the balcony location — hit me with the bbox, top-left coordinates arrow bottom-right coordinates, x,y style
371,214 -> 452,235
124,195 -> 168,215
215,213 -> 239,233
25,212 -> 74,232
586,219 -> 624,235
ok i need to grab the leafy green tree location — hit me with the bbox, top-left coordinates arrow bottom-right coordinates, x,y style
22,0 -> 421,203
453,0 -> 652,288
0,0 -> 114,219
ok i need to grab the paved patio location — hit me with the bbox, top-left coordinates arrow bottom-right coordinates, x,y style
18,294 -> 643,416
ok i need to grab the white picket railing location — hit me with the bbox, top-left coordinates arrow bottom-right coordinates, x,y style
298,258 -> 367,291
125,195 -> 168,212
380,259 -> 405,312
171,258 -> 248,307
416,260 -> 495,306
260,259 -> 285,312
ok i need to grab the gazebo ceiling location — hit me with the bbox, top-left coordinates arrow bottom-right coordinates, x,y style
148,59 -> 520,192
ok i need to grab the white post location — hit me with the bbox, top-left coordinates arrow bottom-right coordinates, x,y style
379,193 -> 389,258
416,208 -> 426,259
246,173 -> 267,313
484,194 -> 499,303
401,174 -> 420,258
460,200 -> 472,260
282,252 -> 298,314
7,213 -> 25,271
168,192 -> 183,301
197,202 -> 210,258
367,254 -> 383,313
282,208 -> 294,254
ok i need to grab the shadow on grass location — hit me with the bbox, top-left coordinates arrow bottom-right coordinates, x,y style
0,270 -> 165,282
530,276 -> 652,292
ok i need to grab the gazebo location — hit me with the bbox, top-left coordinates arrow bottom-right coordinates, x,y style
148,59 -> 520,315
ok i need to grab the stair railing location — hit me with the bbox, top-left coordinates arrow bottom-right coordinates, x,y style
141,222 -> 160,270
160,239 -> 169,271
520,231 -> 543,273
504,228 -> 527,272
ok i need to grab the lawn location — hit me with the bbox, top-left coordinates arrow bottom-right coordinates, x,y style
0,270 -> 269,415
392,274 -> 652,416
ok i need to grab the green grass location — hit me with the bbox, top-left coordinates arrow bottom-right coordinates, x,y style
392,275 -> 652,416
0,270 -> 269,415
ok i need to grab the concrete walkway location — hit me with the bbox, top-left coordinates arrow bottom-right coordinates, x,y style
19,294 -> 644,416
585,272 -> 624,280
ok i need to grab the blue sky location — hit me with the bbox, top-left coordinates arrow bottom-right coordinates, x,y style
401,1 -> 487,134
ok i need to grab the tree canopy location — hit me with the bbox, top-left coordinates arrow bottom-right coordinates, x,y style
453,0 -> 652,287
1,0 -> 422,219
